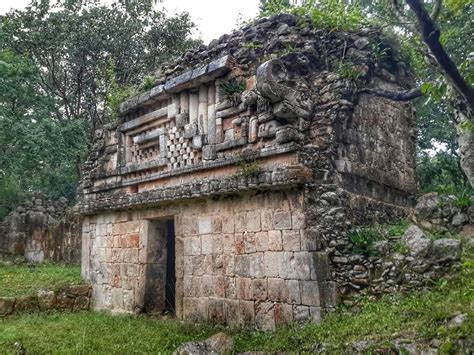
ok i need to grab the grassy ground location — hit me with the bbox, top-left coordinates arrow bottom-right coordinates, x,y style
0,263 -> 83,297
1,261 -> 472,354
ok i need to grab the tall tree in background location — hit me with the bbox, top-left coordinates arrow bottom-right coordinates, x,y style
1,0 -> 198,136
0,0 -> 198,217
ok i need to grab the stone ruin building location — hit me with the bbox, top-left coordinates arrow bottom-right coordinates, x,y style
76,14 -> 417,329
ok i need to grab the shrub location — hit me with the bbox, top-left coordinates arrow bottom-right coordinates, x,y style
220,79 -> 246,106
348,226 -> 381,256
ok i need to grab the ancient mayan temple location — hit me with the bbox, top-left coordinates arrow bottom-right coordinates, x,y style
77,14 -> 417,329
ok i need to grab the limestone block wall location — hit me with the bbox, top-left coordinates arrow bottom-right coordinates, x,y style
0,194 -> 81,264
82,190 -> 334,329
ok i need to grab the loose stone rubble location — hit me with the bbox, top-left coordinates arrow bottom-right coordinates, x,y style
76,14 -> 418,329
174,332 -> 234,355
0,192 -> 81,263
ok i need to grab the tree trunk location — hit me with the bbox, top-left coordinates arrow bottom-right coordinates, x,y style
456,109 -> 474,188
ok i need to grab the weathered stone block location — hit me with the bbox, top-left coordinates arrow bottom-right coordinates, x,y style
319,281 -> 337,308
279,252 -> 310,280
249,253 -> 265,278
282,230 -> 301,251
274,303 -> 293,326
310,252 -> 329,281
267,278 -> 288,302
287,279 -> 301,304
301,228 -> 324,251
74,296 -> 90,310
184,123 -> 198,139
234,255 -> 250,276
251,279 -> 268,300
237,278 -> 252,300
246,211 -> 261,232
301,281 -> 320,306
239,300 -> 255,326
293,305 -> 310,323
0,297 -> 15,316
264,251 -> 280,277
274,211 -> 292,230
202,275 -> 214,297
255,302 -> 275,331
224,299 -> 240,327
37,290 -> 56,310
244,232 -> 256,254
176,113 -> 189,128
55,294 -> 74,310
208,298 -> 225,323
192,135 -> 204,150
224,277 -> 237,299
201,234 -> 213,255
268,230 -> 283,251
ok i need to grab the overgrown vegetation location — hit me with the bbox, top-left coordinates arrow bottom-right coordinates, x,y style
220,79 -> 246,106
235,152 -> 262,178
348,221 -> 411,256
1,258 -> 472,353
0,263 -> 83,297
335,61 -> 362,82
257,0 -> 473,191
0,0 -> 199,219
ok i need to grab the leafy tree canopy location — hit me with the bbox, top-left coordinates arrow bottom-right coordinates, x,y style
0,0 -> 199,218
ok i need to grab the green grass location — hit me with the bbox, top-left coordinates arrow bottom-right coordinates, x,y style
0,312 -> 220,354
233,269 -> 473,353
0,263 -> 83,297
1,264 -> 472,354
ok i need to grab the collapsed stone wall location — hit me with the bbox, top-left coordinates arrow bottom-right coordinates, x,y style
77,14 -> 417,328
0,284 -> 92,317
0,193 -> 81,264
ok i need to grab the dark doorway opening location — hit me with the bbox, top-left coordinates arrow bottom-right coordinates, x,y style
143,218 -> 176,315
164,220 -> 175,314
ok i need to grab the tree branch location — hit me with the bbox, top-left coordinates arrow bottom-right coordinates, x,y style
430,0 -> 442,21
389,0 -> 418,33
359,87 -> 423,101
405,0 -> 474,111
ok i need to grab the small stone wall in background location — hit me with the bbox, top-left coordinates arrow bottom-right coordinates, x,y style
0,284 -> 92,317
0,192 -> 82,264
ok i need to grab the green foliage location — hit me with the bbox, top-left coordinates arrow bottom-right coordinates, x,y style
220,79 -> 246,105
386,220 -> 410,237
335,61 -> 361,82
0,263 -> 83,297
280,44 -> 298,55
393,240 -> 410,254
141,76 -> 156,92
259,0 -> 292,17
459,119 -> 473,133
244,42 -> 263,50
416,152 -> 467,193
0,0 -> 199,217
435,183 -> 473,208
348,226 -> 381,255
236,153 -> 261,178
260,0 -> 366,32
0,49 -> 88,219
292,0 -> 366,32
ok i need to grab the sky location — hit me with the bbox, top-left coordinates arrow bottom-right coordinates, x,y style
0,0 -> 261,44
